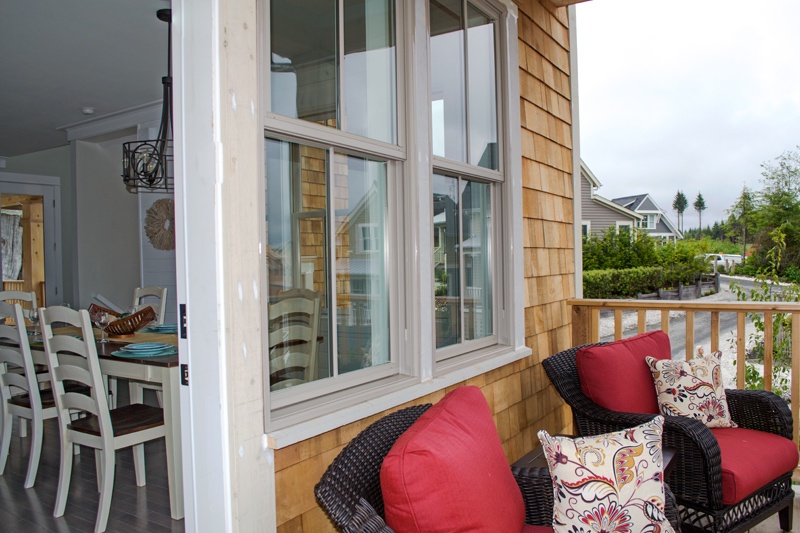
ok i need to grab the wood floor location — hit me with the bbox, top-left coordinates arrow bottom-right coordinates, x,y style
0,392 -> 184,533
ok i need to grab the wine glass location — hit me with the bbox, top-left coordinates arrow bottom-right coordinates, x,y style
97,311 -> 111,343
29,308 -> 40,341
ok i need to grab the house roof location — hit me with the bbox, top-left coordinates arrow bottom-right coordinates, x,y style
580,161 -> 642,220
612,193 -> 683,238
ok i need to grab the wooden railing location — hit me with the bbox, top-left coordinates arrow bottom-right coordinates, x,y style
570,298 -> 800,445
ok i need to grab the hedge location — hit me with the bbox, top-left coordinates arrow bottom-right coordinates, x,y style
583,266 -> 699,299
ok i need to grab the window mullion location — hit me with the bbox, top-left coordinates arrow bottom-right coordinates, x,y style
458,177 -> 466,344
462,0 -> 471,165
327,147 -> 340,378
337,0 -> 346,131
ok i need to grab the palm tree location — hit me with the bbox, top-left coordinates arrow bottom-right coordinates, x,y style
694,193 -> 706,231
672,191 -> 688,232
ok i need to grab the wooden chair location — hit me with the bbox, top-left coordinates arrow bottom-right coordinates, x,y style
0,301 -> 54,488
41,306 -> 166,533
132,286 -> 168,325
268,289 -> 321,390
0,290 -> 42,439
0,289 -> 37,320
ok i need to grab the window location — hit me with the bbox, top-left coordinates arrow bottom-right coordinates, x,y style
645,214 -> 658,229
616,221 -> 632,234
264,0 -> 521,415
581,222 -> 590,238
357,223 -> 380,252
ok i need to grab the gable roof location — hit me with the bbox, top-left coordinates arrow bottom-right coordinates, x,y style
580,161 -> 642,221
612,193 -> 683,238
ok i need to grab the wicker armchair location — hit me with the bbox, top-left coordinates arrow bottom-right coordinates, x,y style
314,404 -> 558,532
543,343 -> 795,533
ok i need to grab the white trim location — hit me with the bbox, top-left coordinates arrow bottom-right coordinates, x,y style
266,345 -> 531,448
570,6 -> 582,298
60,103 -> 162,141
581,220 -> 591,236
173,1 -> 228,531
616,221 -> 633,232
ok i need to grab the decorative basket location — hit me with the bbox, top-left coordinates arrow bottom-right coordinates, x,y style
88,303 -> 156,338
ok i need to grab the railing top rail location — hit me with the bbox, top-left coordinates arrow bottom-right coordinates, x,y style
568,298 -> 800,313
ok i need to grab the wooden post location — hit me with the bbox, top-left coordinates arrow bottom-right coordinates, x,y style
20,198 -> 45,307
572,304 -> 590,346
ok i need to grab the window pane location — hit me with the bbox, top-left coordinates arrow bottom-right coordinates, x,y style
271,0 -> 338,127
266,139 -> 392,388
334,153 -> 390,373
433,173 -> 461,348
430,0 -> 466,162
266,138 -> 333,389
467,5 -> 497,170
462,180 -> 492,340
343,0 -> 397,144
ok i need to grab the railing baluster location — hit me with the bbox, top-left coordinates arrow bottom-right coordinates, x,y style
685,311 -> 694,361
614,309 -> 622,340
792,313 -> 800,445
661,310 -> 669,335
736,312 -> 746,389
711,312 -> 720,352
764,312 -> 773,392
638,310 -> 646,334
590,308 -> 600,343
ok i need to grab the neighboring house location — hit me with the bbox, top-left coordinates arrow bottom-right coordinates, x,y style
4,0 -> 591,531
580,160 -> 643,237
612,193 -> 684,242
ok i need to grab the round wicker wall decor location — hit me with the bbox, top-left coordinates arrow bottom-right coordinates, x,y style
144,198 -> 175,251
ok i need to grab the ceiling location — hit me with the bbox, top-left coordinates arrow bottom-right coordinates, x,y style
0,0 -> 171,158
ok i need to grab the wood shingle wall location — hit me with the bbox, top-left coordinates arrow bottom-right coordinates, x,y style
273,1 -> 576,530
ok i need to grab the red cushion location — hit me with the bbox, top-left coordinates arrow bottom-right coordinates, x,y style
711,427 -> 799,505
380,386 -> 526,532
576,330 -> 672,414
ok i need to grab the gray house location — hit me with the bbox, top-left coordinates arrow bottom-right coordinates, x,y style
579,161 -> 642,237
612,193 -> 683,242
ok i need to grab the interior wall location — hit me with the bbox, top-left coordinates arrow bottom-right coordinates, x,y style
138,193 -> 178,324
3,145 -> 76,305
75,138 -> 141,310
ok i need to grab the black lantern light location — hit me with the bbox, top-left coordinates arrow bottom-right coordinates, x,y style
122,9 -> 173,193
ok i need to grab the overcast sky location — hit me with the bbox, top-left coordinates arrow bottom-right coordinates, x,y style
575,0 -> 800,231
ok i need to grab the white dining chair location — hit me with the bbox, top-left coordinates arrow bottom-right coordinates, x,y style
41,306 -> 166,533
0,301 -> 55,488
0,290 -> 43,439
268,288 -> 321,390
132,286 -> 168,325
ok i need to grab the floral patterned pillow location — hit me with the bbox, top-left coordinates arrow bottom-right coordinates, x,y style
646,352 -> 737,428
538,417 -> 673,533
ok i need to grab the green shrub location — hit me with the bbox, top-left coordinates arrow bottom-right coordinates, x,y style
583,266 -> 690,298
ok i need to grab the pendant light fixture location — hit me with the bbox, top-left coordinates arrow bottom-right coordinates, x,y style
122,9 -> 173,193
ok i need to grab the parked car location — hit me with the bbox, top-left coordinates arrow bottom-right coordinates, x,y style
704,253 -> 742,272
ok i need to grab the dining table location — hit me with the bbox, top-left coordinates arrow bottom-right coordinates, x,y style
28,327 -> 184,520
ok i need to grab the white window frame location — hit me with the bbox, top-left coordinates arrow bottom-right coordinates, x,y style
582,221 -> 591,237
357,223 -> 380,253
616,221 -> 633,233
262,0 -> 529,440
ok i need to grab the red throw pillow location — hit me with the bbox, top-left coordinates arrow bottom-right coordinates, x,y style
380,386 -> 525,532
576,330 -> 672,414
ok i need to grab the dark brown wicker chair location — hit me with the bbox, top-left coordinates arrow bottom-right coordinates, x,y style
314,402 -> 681,532
542,343 -> 795,533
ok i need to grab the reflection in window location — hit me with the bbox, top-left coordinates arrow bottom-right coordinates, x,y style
433,174 -> 493,349
430,0 -> 497,170
270,0 -> 397,144
265,138 -> 390,390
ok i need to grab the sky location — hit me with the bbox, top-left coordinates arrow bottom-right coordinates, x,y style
575,0 -> 800,231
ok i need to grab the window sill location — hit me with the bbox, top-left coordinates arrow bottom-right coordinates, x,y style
265,344 -> 531,449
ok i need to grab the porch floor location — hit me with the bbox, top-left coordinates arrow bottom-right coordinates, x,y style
0,401 -> 184,532
749,486 -> 800,532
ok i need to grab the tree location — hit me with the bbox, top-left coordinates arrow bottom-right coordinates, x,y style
725,185 -> 755,258
750,149 -> 800,269
672,191 -> 688,232
693,193 -> 706,230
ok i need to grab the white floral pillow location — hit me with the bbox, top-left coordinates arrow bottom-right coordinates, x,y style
538,417 -> 673,533
646,352 -> 737,428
